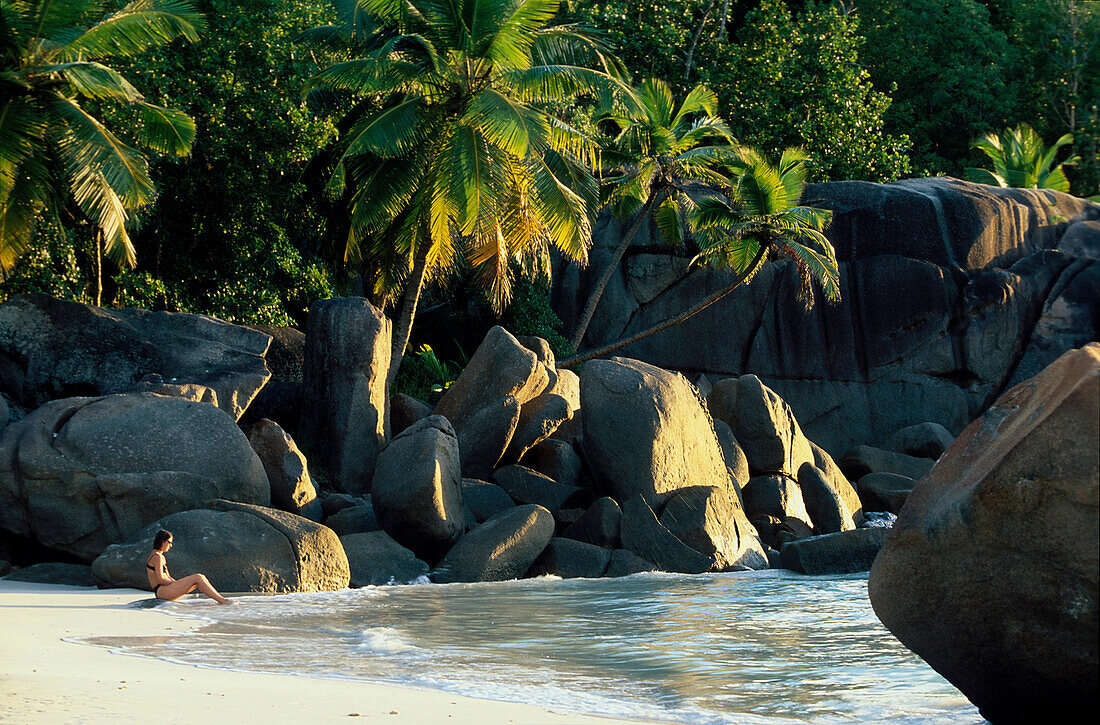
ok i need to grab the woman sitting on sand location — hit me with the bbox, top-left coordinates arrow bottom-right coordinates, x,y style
146,530 -> 234,604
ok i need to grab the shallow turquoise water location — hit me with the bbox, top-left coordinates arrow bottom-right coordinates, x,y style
83,570 -> 984,724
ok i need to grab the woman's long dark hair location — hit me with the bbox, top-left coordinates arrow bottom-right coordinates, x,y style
153,530 -> 173,549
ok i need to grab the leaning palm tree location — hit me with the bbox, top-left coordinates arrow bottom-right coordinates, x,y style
560,147 -> 839,367
568,77 -> 737,348
966,124 -> 1078,193
307,0 -> 632,393
0,1 -> 203,302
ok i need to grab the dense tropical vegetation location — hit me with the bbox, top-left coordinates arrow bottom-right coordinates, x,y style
2,0 -> 1097,383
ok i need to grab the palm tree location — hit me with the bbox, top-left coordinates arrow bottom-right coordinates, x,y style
568,77 -> 737,348
966,123 -> 1078,193
560,147 -> 839,367
0,0 -> 203,303
307,0 -> 632,395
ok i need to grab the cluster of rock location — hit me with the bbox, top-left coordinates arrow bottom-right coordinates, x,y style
0,293 -> 933,590
554,177 -> 1100,455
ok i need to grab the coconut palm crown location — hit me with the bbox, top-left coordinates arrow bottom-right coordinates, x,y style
560,146 -> 838,367
306,0 -> 633,390
692,147 -> 839,305
568,77 -> 737,347
966,123 -> 1077,194
0,0 -> 203,273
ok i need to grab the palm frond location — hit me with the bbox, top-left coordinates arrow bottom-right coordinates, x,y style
55,61 -> 143,101
484,0 -> 559,71
464,87 -> 549,158
49,93 -> 154,209
59,1 -> 204,61
670,84 -> 717,131
136,101 -> 194,155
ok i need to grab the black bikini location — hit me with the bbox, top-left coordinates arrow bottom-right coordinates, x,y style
147,561 -> 165,598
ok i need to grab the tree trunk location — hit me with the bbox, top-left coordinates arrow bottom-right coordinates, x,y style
569,188 -> 668,349
684,0 -> 717,79
559,244 -> 769,369
385,245 -> 430,397
94,231 -> 103,307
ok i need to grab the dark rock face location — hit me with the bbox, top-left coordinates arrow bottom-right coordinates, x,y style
92,502 -> 350,593
869,344 -> 1099,724
300,297 -> 390,494
798,463 -> 855,534
658,486 -> 768,570
581,357 -> 732,508
619,495 -> 711,574
604,549 -> 657,577
390,393 -> 432,437
459,479 -> 515,523
0,294 -> 272,420
324,504 -> 380,536
0,393 -> 269,562
434,505 -> 555,583
4,562 -> 95,586
741,475 -> 812,532
883,422 -> 954,460
779,528 -> 888,574
521,438 -> 582,489
838,446 -> 934,482
561,497 -> 622,550
453,394 -> 522,480
491,465 -> 581,513
502,393 -> 572,464
340,531 -> 429,587
371,416 -> 466,561
528,537 -> 611,579
856,473 -> 917,514
248,419 -> 321,521
554,179 -> 1099,454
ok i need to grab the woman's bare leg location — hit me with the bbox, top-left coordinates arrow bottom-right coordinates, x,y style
156,573 -> 233,604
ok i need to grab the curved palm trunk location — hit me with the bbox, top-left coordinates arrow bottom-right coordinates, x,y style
385,245 -> 430,397
569,188 -> 667,349
559,244 -> 768,369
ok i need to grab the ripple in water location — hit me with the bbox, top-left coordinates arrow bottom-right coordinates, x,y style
83,570 -> 984,724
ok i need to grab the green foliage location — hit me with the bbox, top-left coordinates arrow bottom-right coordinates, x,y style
0,0 -> 202,272
990,0 -> 1100,197
967,124 -> 1078,193
502,274 -> 572,357
0,222 -> 85,302
568,0 -> 910,183
111,0 -> 339,325
711,1 -> 910,183
858,0 -> 1016,176
413,344 -> 462,395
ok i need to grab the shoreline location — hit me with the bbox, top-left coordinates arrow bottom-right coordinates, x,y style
0,580 -> 650,724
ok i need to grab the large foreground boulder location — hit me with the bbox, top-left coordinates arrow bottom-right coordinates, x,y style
581,357 -> 732,508
92,501 -> 349,593
0,294 -> 272,420
0,393 -> 269,562
299,297 -> 390,494
434,504 -> 555,583
371,416 -> 467,561
869,344 -> 1099,723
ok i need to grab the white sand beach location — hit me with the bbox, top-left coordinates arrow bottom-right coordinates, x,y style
0,580 -> 645,725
